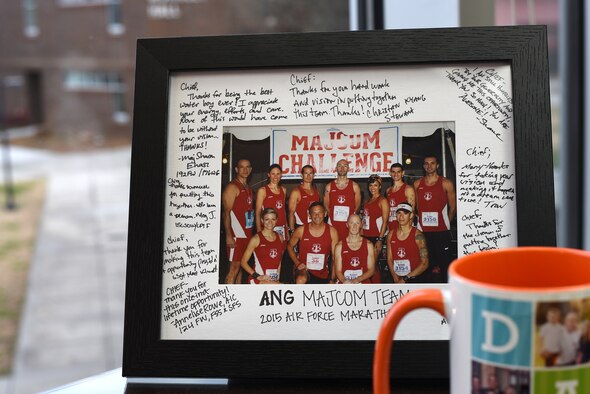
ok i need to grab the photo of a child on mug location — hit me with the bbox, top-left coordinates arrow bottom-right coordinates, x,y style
535,300 -> 590,367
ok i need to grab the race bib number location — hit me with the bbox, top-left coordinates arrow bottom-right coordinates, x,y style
394,259 -> 411,276
245,210 -> 254,229
265,269 -> 279,281
389,208 -> 397,222
421,212 -> 438,227
333,205 -> 350,222
362,215 -> 370,230
306,253 -> 325,270
273,226 -> 285,238
344,269 -> 363,281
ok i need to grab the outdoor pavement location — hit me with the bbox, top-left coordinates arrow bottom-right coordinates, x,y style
0,143 -> 131,394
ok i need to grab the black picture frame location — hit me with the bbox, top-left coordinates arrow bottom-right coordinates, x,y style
123,26 -> 555,380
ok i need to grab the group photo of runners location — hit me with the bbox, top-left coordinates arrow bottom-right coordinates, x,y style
218,124 -> 457,285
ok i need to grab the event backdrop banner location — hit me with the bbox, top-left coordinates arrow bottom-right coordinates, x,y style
270,124 -> 401,179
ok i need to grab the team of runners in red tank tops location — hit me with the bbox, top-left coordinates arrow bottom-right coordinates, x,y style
223,159 -> 455,285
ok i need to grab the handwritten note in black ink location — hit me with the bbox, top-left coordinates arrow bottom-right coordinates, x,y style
446,67 -> 512,141
461,210 -> 510,255
289,72 -> 425,122
458,145 -> 515,254
458,160 -> 515,209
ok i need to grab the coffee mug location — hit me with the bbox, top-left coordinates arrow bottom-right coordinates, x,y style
373,247 -> 590,394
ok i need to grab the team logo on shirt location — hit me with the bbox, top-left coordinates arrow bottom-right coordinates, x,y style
350,257 -> 360,267
247,196 -> 253,205
389,199 -> 396,207
312,243 -> 322,253
424,192 -> 433,201
337,195 -> 346,204
276,200 -> 283,209
269,248 -> 278,258
397,248 -> 406,258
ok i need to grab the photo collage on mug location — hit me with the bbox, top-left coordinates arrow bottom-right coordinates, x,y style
471,296 -> 590,394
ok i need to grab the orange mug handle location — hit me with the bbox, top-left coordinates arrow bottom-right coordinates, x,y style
373,289 -> 447,394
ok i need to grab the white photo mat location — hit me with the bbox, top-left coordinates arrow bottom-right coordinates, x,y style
161,63 -> 517,341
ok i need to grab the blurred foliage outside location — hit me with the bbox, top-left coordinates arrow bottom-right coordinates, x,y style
0,180 -> 45,374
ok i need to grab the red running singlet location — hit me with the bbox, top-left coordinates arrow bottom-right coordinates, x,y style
362,197 -> 386,237
388,227 -> 421,277
415,177 -> 450,232
250,231 -> 285,284
260,185 -> 288,238
387,183 -> 408,230
340,237 -> 370,284
298,224 -> 333,279
294,185 -> 320,226
327,180 -> 356,240
229,178 -> 254,238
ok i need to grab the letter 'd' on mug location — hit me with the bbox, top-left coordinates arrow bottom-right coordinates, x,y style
473,296 -> 530,366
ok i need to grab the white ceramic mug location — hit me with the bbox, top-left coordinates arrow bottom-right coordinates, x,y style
374,247 -> 590,394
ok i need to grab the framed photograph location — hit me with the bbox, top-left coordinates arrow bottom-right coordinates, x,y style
123,26 -> 554,379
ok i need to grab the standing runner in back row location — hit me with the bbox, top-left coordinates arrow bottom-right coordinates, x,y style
256,164 -> 289,240
386,163 -> 415,232
324,159 -> 361,241
413,155 -> 456,282
288,165 -> 321,231
361,174 -> 389,283
222,158 -> 254,284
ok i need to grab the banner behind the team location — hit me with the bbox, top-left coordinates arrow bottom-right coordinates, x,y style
271,124 -> 400,179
